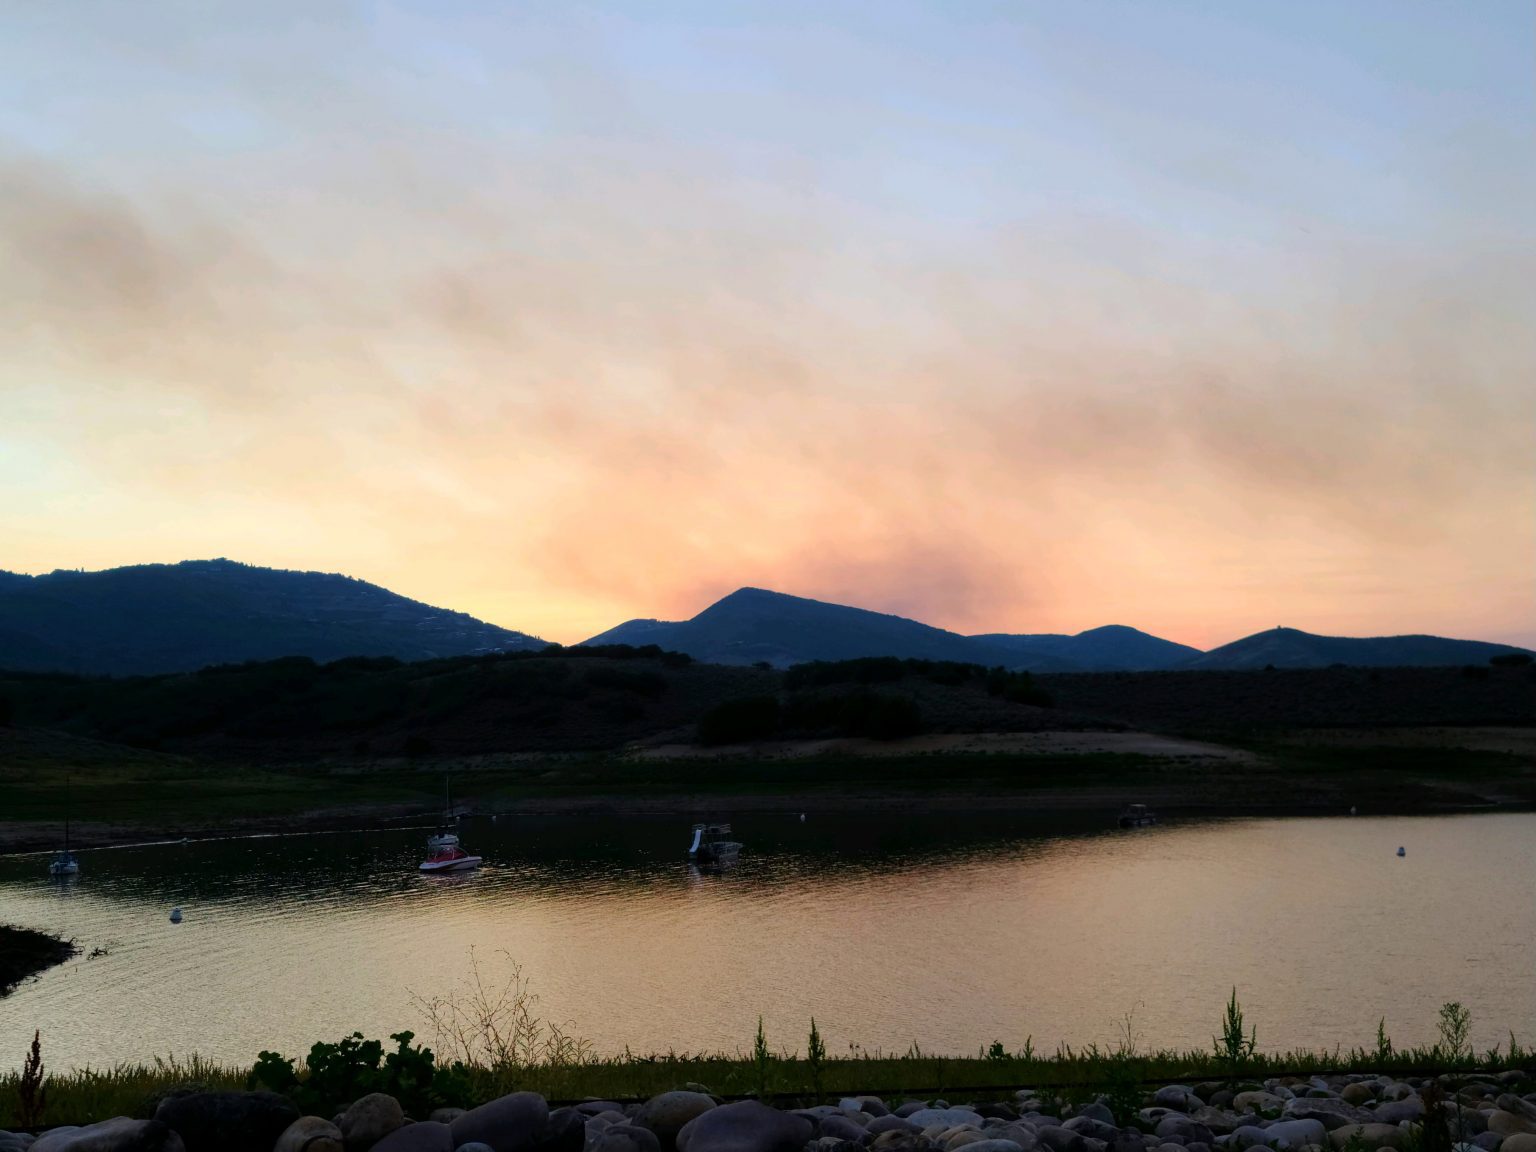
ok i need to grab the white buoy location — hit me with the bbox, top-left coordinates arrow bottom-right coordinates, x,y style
169,907 -> 183,923
1349,806 -> 1357,816
1396,846 -> 1406,857
799,813 -> 806,822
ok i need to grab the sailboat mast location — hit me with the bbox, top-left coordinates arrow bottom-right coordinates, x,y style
64,778 -> 71,853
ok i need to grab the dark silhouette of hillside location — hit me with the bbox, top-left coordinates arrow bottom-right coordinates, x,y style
0,559 -> 543,675
3,649 -> 1532,763
1185,626 -> 1532,670
971,624 -> 1201,671
585,587 -> 1078,670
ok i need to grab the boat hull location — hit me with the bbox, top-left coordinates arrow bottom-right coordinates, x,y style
419,855 -> 482,872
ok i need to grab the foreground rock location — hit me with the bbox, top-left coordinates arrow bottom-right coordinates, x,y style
154,1090 -> 300,1152
339,1095 -> 406,1152
31,1118 -> 185,1152
11,1070 -> 1536,1152
677,1102 -> 812,1152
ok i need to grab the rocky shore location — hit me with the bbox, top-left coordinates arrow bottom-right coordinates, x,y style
5,1071 -> 1536,1152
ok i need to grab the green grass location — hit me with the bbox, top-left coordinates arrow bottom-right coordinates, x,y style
4,1038 -> 1532,1129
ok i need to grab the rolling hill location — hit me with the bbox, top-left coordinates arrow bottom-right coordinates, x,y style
970,624 -> 1201,671
0,559 -> 544,675
1184,626 -> 1534,670
584,587 -> 1077,671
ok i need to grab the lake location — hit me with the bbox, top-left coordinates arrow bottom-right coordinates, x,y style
2,810 -> 1533,1071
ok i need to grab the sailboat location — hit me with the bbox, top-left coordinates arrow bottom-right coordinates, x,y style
49,781 -> 79,876
419,775 -> 481,873
427,776 -> 461,852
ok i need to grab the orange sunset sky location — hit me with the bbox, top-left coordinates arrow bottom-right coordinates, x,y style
2,3 -> 1532,649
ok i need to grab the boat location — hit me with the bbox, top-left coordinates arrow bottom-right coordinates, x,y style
1118,804 -> 1158,829
49,782 -> 79,876
426,776 -> 464,852
419,840 -> 482,872
687,822 -> 743,870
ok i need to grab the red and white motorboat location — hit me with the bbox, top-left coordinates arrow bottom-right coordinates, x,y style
420,841 -> 479,872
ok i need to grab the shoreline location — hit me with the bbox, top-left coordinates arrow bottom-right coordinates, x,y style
2,783 -> 1531,856
0,924 -> 78,997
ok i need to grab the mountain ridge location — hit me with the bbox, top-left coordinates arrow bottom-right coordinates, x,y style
0,559 -> 544,675
3,562 -> 1530,677
1185,625 -> 1532,670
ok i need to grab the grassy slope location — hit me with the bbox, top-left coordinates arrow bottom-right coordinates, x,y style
2,655 -> 1533,849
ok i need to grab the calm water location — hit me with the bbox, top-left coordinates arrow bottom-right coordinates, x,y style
2,810 -> 1533,1071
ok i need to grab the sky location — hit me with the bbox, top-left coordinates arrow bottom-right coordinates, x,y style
1,1 -> 1532,648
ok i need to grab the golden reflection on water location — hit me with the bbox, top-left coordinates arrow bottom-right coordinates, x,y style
0,811 -> 1532,1071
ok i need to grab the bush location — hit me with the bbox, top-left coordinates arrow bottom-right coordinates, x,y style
698,696 -> 782,745
1490,652 -> 1533,667
985,668 -> 1052,706
250,1031 -> 467,1118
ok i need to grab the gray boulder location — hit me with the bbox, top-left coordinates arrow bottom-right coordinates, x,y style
1472,1136 -> 1504,1152
842,1101 -> 891,1119
1282,1101 -> 1367,1132
1077,1107 -> 1116,1128
154,1090 -> 300,1152
273,1116 -> 345,1152
909,1112 -> 985,1131
579,1107 -> 629,1119
450,1094 -> 551,1152
1154,1091 -> 1197,1115
951,1142 -> 1024,1152
370,1123 -> 455,1152
460,1144 -> 500,1152
340,1094 -> 407,1152
635,1094 -> 719,1152
1491,1116 -> 1536,1139
1189,1111 -> 1238,1138
1373,1100 -> 1423,1126
31,1119 -> 185,1152
675,1103 -> 812,1152
1063,1120 -> 1119,1143
867,1119 -> 919,1137
818,1117 -> 871,1144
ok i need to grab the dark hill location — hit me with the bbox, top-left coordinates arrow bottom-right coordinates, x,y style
1185,626 -> 1533,670
584,587 -> 1076,671
971,624 -> 1200,671
0,559 -> 544,675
